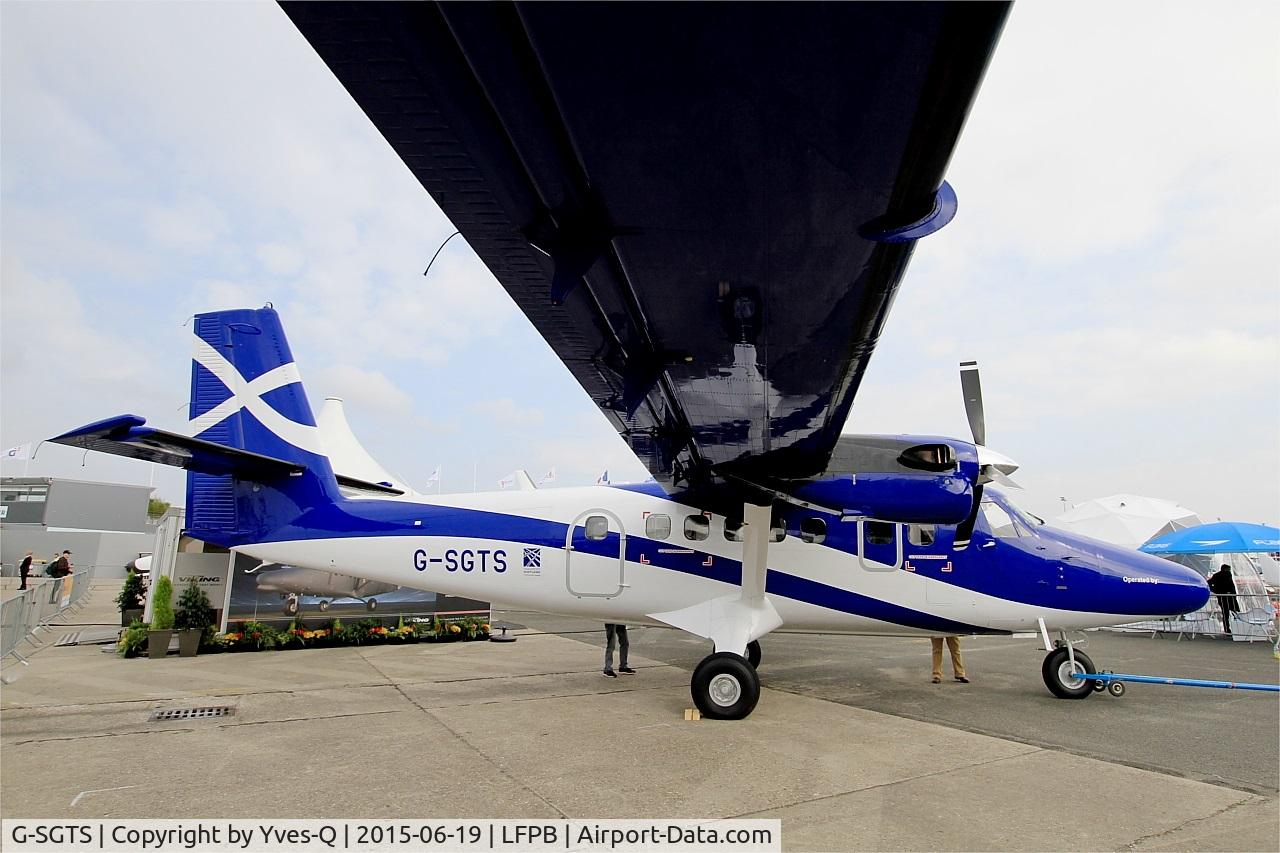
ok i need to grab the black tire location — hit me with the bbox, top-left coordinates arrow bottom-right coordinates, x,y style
366,599 -> 378,612
283,597 -> 299,617
746,640 -> 761,669
1108,681 -> 1126,697
691,652 -> 760,720
1041,648 -> 1096,699
319,600 -> 331,612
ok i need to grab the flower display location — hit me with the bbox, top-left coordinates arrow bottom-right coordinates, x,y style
163,617 -> 488,657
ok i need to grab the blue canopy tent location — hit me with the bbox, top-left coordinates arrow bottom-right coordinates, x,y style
1139,522 -> 1279,642
1140,522 -> 1280,554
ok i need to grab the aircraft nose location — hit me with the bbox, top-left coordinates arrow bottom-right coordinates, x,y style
1152,561 -> 1211,615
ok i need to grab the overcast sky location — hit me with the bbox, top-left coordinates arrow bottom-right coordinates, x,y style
2,1 -> 1277,526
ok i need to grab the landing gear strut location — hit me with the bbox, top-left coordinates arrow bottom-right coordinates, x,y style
691,652 -> 760,720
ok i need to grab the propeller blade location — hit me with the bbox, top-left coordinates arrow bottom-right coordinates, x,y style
960,360 -> 986,447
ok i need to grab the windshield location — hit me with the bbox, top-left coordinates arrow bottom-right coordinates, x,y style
990,489 -> 1044,527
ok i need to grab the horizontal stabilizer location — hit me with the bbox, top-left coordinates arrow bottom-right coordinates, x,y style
335,474 -> 405,496
49,415 -> 306,478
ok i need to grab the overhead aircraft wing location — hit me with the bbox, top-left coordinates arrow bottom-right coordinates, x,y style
284,2 -> 1009,500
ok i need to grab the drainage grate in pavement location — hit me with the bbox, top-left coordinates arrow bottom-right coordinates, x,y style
149,706 -> 235,722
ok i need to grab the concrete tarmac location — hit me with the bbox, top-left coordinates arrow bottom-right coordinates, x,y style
1,583 -> 1277,851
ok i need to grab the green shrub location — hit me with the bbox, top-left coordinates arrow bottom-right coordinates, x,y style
118,620 -> 150,657
151,576 -> 175,631
174,578 -> 215,634
115,570 -> 147,613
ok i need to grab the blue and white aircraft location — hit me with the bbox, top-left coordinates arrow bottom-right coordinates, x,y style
53,309 -> 1208,718
53,4 -> 1209,719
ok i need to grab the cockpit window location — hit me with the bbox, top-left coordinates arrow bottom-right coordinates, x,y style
908,523 -> 936,546
980,502 -> 1021,538
996,491 -> 1045,527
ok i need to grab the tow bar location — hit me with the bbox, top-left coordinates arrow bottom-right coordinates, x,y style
1080,671 -> 1280,697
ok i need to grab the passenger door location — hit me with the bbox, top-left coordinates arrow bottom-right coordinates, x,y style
565,509 -> 627,598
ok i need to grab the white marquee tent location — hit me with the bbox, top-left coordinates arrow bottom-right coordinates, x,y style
1050,494 -> 1203,549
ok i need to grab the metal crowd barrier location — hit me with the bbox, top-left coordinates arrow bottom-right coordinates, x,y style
1124,593 -> 1279,642
0,566 -> 98,664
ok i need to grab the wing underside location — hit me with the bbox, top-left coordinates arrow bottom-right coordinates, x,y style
284,1 -> 1009,497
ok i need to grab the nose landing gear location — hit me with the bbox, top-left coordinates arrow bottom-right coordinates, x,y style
1042,646 -> 1096,699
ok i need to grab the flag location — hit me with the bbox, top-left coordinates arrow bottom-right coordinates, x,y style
4,443 -> 31,461
425,466 -> 440,486
538,467 -> 556,486
498,472 -> 516,489
596,469 -> 610,485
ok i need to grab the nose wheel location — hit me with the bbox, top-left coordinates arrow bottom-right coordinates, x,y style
1042,647 -> 1096,699
691,652 -> 760,720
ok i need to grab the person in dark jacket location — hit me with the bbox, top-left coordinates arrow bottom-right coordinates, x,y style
47,550 -> 72,578
18,550 -> 33,590
1208,564 -> 1238,635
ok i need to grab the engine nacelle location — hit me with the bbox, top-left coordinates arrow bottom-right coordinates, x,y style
783,434 -> 981,524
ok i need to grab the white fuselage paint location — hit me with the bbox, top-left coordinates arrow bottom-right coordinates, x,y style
235,485 -> 1155,637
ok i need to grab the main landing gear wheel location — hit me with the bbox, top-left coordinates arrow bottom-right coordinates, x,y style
1042,648 -> 1096,699
365,599 -> 378,612
318,600 -> 331,612
746,640 -> 761,669
283,596 -> 299,617
691,652 -> 760,720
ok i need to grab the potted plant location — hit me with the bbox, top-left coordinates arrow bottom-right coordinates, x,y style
148,575 -> 175,659
174,578 -> 215,657
116,569 -> 147,627
117,619 -> 150,658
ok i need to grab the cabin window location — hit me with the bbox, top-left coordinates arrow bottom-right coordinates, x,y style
645,513 -> 671,540
800,517 -> 827,544
584,515 -> 609,541
724,519 -> 784,542
908,524 -> 936,546
865,520 -> 895,545
980,502 -> 1020,538
684,514 -> 710,541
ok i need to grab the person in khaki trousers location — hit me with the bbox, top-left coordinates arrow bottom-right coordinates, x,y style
930,636 -> 969,683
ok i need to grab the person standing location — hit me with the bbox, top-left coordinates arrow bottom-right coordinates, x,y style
603,623 -> 634,677
1208,564 -> 1238,635
47,550 -> 71,578
930,636 -> 969,683
18,550 -> 33,590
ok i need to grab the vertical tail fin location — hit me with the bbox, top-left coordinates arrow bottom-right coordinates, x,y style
186,307 -> 339,542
